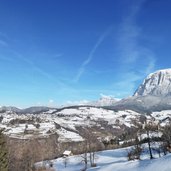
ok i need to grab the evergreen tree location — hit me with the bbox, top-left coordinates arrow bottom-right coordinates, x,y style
0,130 -> 8,171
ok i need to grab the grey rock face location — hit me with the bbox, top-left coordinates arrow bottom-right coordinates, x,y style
134,69 -> 171,97
108,69 -> 171,113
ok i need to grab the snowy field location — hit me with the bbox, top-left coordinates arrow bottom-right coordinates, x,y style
1,107 -> 171,140
44,146 -> 171,171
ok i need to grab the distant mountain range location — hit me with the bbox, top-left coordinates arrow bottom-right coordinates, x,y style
1,68 -> 171,114
1,69 -> 171,143
2,69 -> 171,166
0,96 -> 118,114
0,106 -> 49,114
87,96 -> 118,106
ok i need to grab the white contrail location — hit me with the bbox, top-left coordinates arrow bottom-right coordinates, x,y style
74,27 -> 113,82
11,51 -> 66,87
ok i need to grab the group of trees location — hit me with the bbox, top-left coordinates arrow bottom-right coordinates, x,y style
127,136 -> 142,160
0,131 -> 58,171
127,121 -> 171,161
2,119 -> 171,171
80,129 -> 98,171
0,129 -> 8,171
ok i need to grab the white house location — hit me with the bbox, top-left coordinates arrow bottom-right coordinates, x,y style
63,150 -> 73,157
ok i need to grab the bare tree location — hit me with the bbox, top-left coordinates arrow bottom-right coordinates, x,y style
63,157 -> 69,168
143,122 -> 159,159
80,128 -> 98,170
146,126 -> 153,159
84,129 -> 98,167
162,122 -> 171,152
80,140 -> 88,171
127,132 -> 142,161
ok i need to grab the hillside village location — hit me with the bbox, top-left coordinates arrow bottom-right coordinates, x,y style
1,69 -> 171,170
1,0 -> 171,170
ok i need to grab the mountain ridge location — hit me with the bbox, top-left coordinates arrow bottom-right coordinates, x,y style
1,68 -> 171,114
134,69 -> 171,97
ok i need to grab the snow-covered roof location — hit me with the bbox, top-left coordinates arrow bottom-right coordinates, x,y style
63,150 -> 72,156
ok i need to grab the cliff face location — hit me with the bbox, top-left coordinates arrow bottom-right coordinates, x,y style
109,69 -> 171,113
134,69 -> 171,97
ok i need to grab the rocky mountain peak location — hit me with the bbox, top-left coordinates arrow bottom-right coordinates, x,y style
134,69 -> 171,97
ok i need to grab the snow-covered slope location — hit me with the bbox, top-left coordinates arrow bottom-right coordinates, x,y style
1,106 -> 171,142
134,69 -> 171,96
39,145 -> 171,171
0,107 -> 143,140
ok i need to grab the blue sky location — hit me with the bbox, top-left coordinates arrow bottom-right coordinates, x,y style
0,0 -> 171,107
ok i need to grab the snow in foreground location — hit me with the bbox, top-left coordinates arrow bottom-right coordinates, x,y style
48,147 -> 171,171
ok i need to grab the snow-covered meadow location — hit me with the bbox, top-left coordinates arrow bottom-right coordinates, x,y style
1,106 -> 171,140
38,144 -> 171,171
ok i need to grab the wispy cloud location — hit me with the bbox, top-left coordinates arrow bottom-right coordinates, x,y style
0,39 -> 8,47
48,99 -> 55,107
0,36 -> 75,100
114,0 -> 156,97
0,32 -> 9,47
54,53 -> 63,58
10,50 -> 67,88
113,72 -> 143,96
119,0 -> 146,64
74,27 -> 113,83
143,51 -> 156,75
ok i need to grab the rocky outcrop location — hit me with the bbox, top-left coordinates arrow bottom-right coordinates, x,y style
134,69 -> 171,97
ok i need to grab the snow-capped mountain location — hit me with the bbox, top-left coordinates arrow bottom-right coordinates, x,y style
134,69 -> 171,96
107,69 -> 171,113
2,69 -> 171,141
63,96 -> 118,107
88,96 -> 118,106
